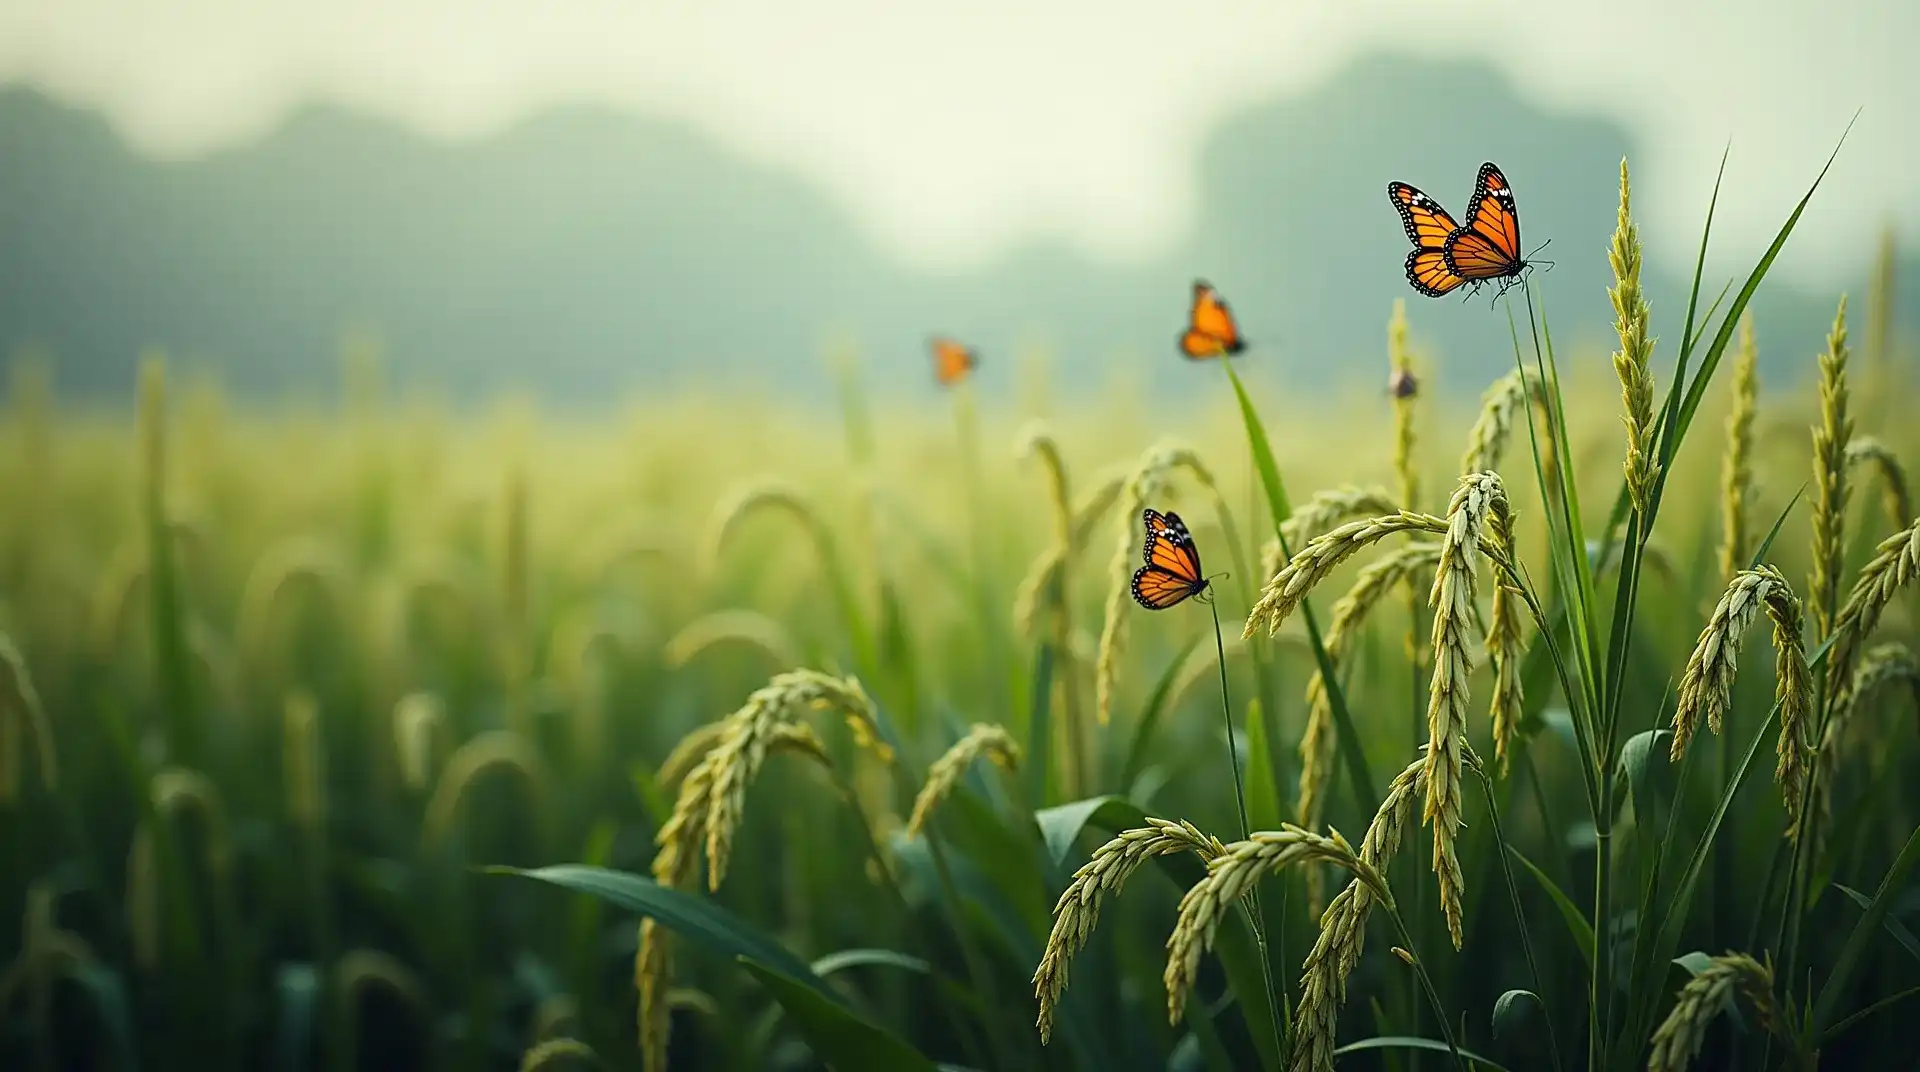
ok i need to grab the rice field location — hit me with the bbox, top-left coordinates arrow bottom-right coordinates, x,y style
2,160 -> 1918,1072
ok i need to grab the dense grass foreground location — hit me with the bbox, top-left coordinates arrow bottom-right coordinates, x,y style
3,158 -> 1919,1071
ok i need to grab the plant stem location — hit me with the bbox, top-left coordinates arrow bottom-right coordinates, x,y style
1210,598 -> 1285,1069
1471,757 -> 1566,1072
1380,901 -> 1470,1072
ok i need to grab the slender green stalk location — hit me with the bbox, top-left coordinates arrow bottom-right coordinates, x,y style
1469,756 -> 1564,1072
1210,598 -> 1285,1068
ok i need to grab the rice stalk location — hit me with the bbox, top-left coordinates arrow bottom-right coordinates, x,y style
1012,468 -> 1124,639
1270,486 -> 1402,556
1646,953 -> 1778,1072
333,949 -> 429,1065
1460,368 -> 1550,477
1032,817 -> 1226,1043
663,610 -> 800,671
1096,441 -> 1220,725
1019,422 -> 1074,546
906,723 -> 1020,838
1669,566 -> 1811,799
1718,315 -> 1760,581
235,537 -> 350,683
1809,297 -> 1852,638
1296,543 -> 1440,848
1288,756 -> 1425,1072
1845,437 -> 1911,538
1609,158 -> 1661,514
1421,472 -> 1505,948
1164,824 -> 1384,1024
501,465 -> 532,738
1822,516 -> 1920,705
1836,642 -> 1920,739
1486,501 -> 1526,773
392,692 -> 448,792
421,730 -> 547,852
139,355 -> 196,757
285,691 -> 326,832
705,479 -> 835,574
1388,300 -> 1419,513
1866,224 -> 1896,376
657,720 -> 730,790
1166,635 -> 1248,718
0,882 -> 98,1058
520,1038 -> 599,1071
0,633 -> 56,800
1244,511 -> 1451,639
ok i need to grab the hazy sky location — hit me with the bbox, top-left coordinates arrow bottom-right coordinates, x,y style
0,1 -> 1911,280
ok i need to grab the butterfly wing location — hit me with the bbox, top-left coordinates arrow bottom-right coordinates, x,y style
1179,281 -> 1246,359
1389,182 -> 1469,297
1405,248 -> 1468,297
930,337 -> 978,386
1132,508 -> 1207,609
1444,162 -> 1524,281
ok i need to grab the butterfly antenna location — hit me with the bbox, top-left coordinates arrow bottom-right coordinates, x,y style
1526,238 -> 1556,273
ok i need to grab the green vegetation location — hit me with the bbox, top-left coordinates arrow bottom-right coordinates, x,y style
1,152 -> 1917,1072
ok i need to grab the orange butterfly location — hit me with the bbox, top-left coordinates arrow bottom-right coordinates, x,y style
1442,163 -> 1528,292
929,337 -> 978,387
1388,163 -> 1531,298
1178,281 -> 1246,359
1132,509 -> 1209,610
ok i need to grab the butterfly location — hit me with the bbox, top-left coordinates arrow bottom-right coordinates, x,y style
1387,162 -> 1530,298
929,337 -> 978,387
1131,508 -> 1210,610
1178,281 -> 1246,359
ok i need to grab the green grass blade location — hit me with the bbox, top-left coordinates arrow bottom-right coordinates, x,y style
1333,1036 -> 1513,1070
810,948 -> 936,978
740,957 -> 939,1071
1505,844 -> 1595,970
1833,884 -> 1920,964
1813,821 -> 1920,1036
1025,637 -> 1055,807
1120,633 -> 1203,790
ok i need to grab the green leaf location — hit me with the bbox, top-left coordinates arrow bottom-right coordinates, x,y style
740,957 -> 938,1072
1815,821 -> 1920,1035
1222,361 -> 1292,526
1619,728 -> 1674,825
1025,636 -> 1055,806
1507,845 -> 1595,969
1492,988 -> 1543,1040
1333,1035 -> 1513,1070
810,948 -> 934,978
1035,795 -> 1127,867
1673,951 -> 1715,977
1748,486 -> 1806,570
492,865 -> 831,997
1121,634 -> 1204,790
1834,884 -> 1920,964
1242,696 -> 1280,829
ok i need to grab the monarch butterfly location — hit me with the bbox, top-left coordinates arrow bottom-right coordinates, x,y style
1178,281 -> 1246,359
929,337 -> 978,387
1387,163 -> 1531,298
1131,508 -> 1209,610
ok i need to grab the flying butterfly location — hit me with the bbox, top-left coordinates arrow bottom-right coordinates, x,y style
1178,281 -> 1246,359
1387,162 -> 1535,298
1131,508 -> 1210,610
929,337 -> 978,387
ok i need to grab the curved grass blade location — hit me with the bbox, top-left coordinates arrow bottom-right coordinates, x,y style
1035,795 -> 1125,867
1813,821 -> 1920,1038
740,957 -> 939,1071
1506,845 -> 1595,970
1833,884 -> 1920,964
1334,1036 -> 1513,1070
811,948 -> 935,978
1120,633 -> 1203,789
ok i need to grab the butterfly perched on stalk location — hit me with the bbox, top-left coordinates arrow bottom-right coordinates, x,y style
1131,509 -> 1210,610
929,337 -> 978,387
1177,281 -> 1246,359
1388,162 -> 1533,298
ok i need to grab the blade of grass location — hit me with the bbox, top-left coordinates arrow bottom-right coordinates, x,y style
1812,821 -> 1920,1037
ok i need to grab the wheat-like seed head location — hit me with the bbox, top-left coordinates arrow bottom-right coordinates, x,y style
906,723 -> 1020,838
1460,369 -> 1549,477
1670,566 -> 1796,760
0,634 -> 55,800
1244,512 -> 1451,639
392,691 -> 447,792
1034,817 -> 1224,1044
1610,159 -> 1661,514
1823,517 -> 1920,705
1718,315 -> 1760,581
1096,441 -> 1217,725
1809,296 -> 1853,638
704,479 -> 834,575
1165,825 -> 1381,1025
1269,486 -> 1402,558
1487,505 -> 1526,773
234,537 -> 350,680
1420,472 -> 1504,949
663,609 -> 800,671
1388,300 -> 1420,512
333,948 -> 428,1029
1846,437 -> 1912,539
1646,952 -> 1777,1072
1018,421 -> 1074,546
1014,470 -> 1128,639
1297,543 -> 1440,846
1756,582 -> 1815,831
1288,756 -> 1424,1072
421,730 -> 547,852
656,720 -> 731,790
518,1037 -> 598,1072
151,766 -> 232,881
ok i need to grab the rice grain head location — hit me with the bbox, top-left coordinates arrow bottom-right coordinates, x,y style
1034,817 -> 1224,1044
1164,825 -> 1382,1024
1646,952 -> 1777,1072
519,1037 -> 599,1072
1273,486 -> 1402,555
1609,158 -> 1661,514
1845,437 -> 1912,539
1244,511 -> 1451,639
663,609 -> 800,671
1018,421 -> 1074,546
656,720 -> 731,790
1388,300 -> 1420,511
1486,503 -> 1526,773
392,691 -> 447,792
1718,315 -> 1760,581
1460,368 -> 1549,477
1824,517 -> 1920,705
705,479 -> 834,576
906,723 -> 1020,838
1809,296 -> 1853,637
1421,472 -> 1504,949
1670,566 -> 1799,761
0,634 -> 56,800
421,730 -> 547,852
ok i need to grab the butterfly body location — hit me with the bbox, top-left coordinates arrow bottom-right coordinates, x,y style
1131,508 -> 1209,610
1179,281 -> 1246,359
1387,163 -> 1529,299
930,337 -> 978,386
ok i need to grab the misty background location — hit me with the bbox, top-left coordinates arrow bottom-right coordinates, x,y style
0,3 -> 1912,406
